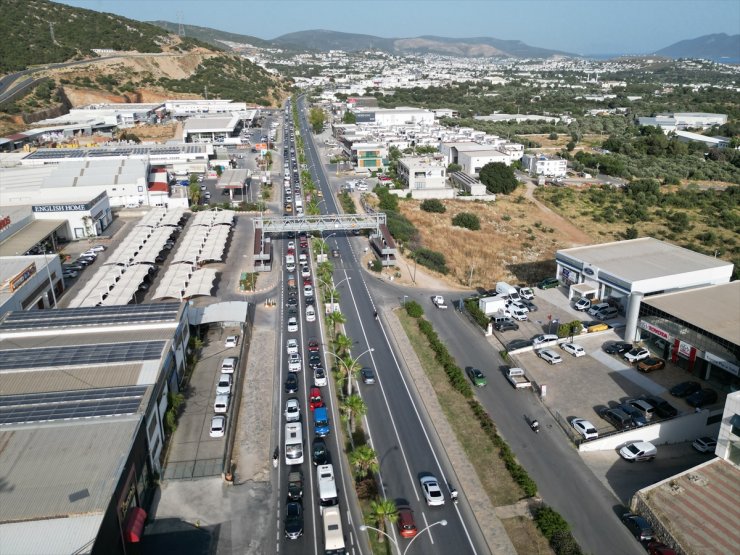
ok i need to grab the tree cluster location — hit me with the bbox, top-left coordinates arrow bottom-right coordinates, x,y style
479,162 -> 519,194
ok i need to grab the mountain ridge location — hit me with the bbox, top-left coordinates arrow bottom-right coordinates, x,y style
654,33 -> 740,60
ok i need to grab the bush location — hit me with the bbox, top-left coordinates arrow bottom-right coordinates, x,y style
386,211 -> 418,244
404,300 -> 424,318
464,298 -> 489,328
420,199 -> 446,213
479,162 -> 518,194
535,506 -> 570,540
414,248 -> 448,274
374,186 -> 399,211
369,259 -> 382,272
452,212 -> 481,230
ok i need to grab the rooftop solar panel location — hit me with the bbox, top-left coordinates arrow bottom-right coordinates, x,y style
0,341 -> 166,370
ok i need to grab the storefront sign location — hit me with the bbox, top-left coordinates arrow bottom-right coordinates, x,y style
677,341 -> 693,358
639,321 -> 670,340
9,263 -> 37,292
705,351 -> 739,376
33,203 -> 88,213
0,215 -> 11,231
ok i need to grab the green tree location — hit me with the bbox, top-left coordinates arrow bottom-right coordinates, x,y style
308,107 -> 325,134
334,333 -> 353,357
548,132 -> 558,140
189,183 -> 201,205
452,212 -> 481,230
566,141 -> 576,151
338,355 -> 362,396
447,163 -> 462,173
478,162 -> 518,194
342,110 -> 357,124
349,445 -> 379,480
367,499 -> 398,543
420,199 -> 446,213
340,394 -> 367,432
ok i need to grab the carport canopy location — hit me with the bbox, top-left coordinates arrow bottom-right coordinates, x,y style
569,282 -> 598,300
188,301 -> 249,325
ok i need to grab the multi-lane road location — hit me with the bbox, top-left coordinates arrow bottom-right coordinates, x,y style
287,97 -> 489,554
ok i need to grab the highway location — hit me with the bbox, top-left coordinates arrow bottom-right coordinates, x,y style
296,97 -> 488,554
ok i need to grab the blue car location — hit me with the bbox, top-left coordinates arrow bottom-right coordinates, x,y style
313,406 -> 330,437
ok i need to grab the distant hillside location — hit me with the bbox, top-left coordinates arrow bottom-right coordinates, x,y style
272,29 -> 570,58
655,33 -> 740,60
150,21 -> 272,50
0,0 -> 210,73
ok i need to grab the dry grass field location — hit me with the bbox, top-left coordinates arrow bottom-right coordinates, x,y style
396,189 -> 593,289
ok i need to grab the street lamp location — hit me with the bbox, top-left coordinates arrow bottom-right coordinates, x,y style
324,346 -> 374,396
316,275 -> 350,308
320,232 -> 336,255
360,519 -> 447,555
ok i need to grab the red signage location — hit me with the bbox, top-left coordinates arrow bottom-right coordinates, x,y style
639,321 -> 670,340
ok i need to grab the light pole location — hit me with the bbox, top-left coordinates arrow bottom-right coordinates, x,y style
324,346 -> 374,396
320,232 -> 336,256
316,275 -> 350,308
360,519 -> 447,555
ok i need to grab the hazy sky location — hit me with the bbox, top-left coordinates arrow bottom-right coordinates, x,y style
56,0 -> 740,54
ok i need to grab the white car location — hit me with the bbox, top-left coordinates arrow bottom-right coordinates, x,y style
214,394 -> 229,414
314,366 -> 328,387
288,352 -> 302,372
304,285 -> 314,297
284,398 -> 300,422
571,418 -> 598,440
288,241 -> 295,249
419,475 -> 445,506
507,299 -> 529,313
510,308 -> 528,321
306,305 -> 316,322
561,342 -> 586,357
624,348 -> 650,363
619,441 -> 657,462
538,349 -> 563,365
88,245 -> 106,253
224,335 -> 239,348
80,250 -> 98,258
532,334 -> 559,347
216,373 -> 232,395
301,265 -> 311,278
210,415 -> 226,438
287,317 -> 298,332
574,298 -> 591,311
286,338 -> 299,355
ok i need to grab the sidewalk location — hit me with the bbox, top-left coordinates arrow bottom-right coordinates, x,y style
383,306 -> 517,555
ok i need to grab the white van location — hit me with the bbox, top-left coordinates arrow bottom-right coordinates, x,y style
496,282 -> 520,301
317,464 -> 338,508
285,254 -> 296,271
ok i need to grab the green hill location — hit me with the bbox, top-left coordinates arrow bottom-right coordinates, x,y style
0,0 -> 210,73
150,20 -> 272,50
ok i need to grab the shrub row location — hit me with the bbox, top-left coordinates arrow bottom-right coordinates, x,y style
464,298 -> 489,328
414,247 -> 449,275
404,300 -> 424,318
468,399 -> 538,497
535,506 -> 583,555
338,191 -> 356,214
413,316 -> 473,398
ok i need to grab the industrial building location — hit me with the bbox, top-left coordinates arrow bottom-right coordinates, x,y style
0,255 -> 63,313
0,302 -> 191,555
637,112 -> 728,131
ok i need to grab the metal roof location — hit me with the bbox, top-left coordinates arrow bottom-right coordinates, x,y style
0,364 -> 146,396
0,513 -> 104,555
558,237 -> 733,283
183,268 -> 219,298
0,219 -> 67,257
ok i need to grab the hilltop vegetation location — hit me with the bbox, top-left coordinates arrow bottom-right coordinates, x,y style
0,0 -> 213,73
150,21 -> 272,50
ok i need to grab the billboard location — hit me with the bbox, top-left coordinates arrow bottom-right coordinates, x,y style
354,112 -> 376,123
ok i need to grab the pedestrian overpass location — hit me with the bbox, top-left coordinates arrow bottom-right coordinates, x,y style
253,213 -> 386,234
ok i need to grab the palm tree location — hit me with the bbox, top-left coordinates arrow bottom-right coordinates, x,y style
367,498 -> 398,543
326,311 -> 347,337
340,354 -> 361,396
334,333 -> 353,357
349,445 -> 379,481
341,394 -> 367,432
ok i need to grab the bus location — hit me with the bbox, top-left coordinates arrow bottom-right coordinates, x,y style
322,505 -> 346,555
285,422 -> 303,465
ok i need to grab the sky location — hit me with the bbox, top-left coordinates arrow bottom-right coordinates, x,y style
56,0 -> 740,55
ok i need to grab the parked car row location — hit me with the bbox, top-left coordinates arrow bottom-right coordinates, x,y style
210,334 -> 240,438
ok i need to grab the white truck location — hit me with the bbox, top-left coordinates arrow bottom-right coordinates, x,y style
479,295 -> 507,315
496,282 -> 520,301
506,368 -> 532,389
432,295 -> 448,309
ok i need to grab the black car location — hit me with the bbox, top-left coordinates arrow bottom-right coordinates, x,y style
284,501 -> 303,540
669,381 -> 702,398
305,295 -> 315,305
604,341 -> 633,355
495,320 -> 519,332
506,339 -> 532,351
287,470 -> 303,501
686,388 -> 718,408
284,373 -> 299,394
308,353 -> 322,368
621,513 -> 654,542
312,438 -> 329,466
520,299 -> 537,312
643,395 -> 678,418
361,367 -> 376,384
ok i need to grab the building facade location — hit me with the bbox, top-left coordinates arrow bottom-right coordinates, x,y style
521,153 -> 567,177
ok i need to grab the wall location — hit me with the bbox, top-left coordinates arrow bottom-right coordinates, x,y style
578,409 -> 722,452
716,390 -> 739,462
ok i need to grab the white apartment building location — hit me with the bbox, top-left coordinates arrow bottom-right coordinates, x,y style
395,156 -> 453,199
352,107 -> 435,126
521,153 -> 567,177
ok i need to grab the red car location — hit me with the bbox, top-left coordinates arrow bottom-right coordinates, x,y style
308,339 -> 319,352
397,508 -> 417,538
287,247 -> 295,256
309,387 -> 323,411
647,542 -> 677,555
300,239 -> 308,248
303,278 -> 312,286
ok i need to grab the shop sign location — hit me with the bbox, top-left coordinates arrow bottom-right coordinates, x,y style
677,341 -> 693,358
639,321 -> 670,340
9,263 -> 37,292
705,352 -> 739,376
33,203 -> 87,213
